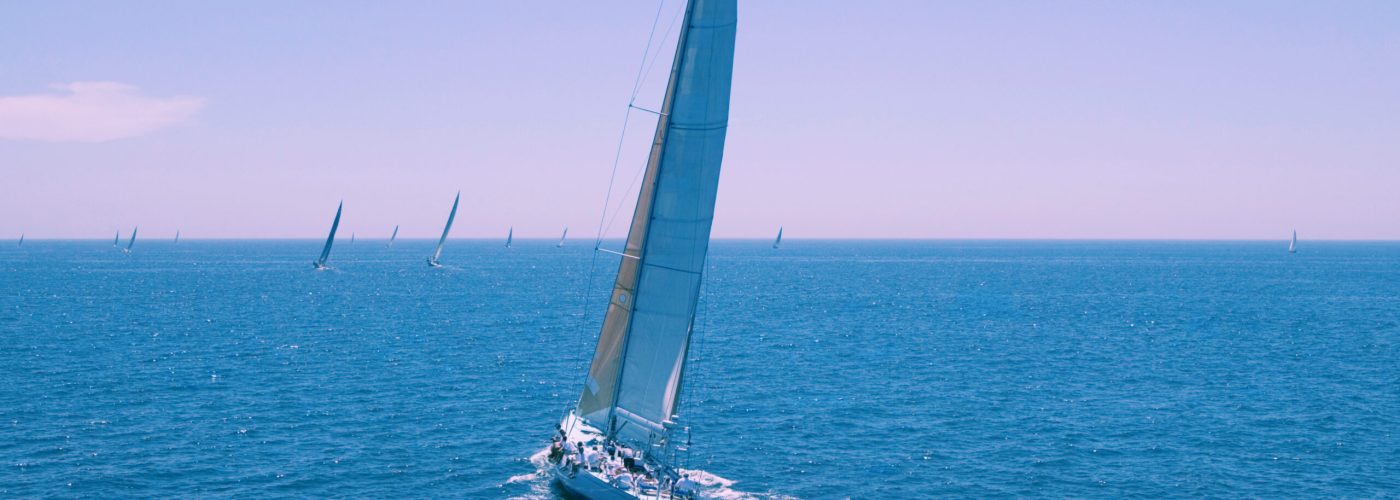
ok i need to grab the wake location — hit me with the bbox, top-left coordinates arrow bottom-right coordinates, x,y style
505,446 -> 797,500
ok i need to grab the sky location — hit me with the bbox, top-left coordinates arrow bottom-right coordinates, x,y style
2,1 -> 1398,240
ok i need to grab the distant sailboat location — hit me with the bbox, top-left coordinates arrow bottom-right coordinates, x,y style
17,234 -> 23,247
350,233 -> 355,245
174,230 -> 180,244
505,227 -> 513,248
427,192 -> 460,267
558,227 -> 568,248
388,225 -> 399,248
772,226 -> 783,249
313,202 -> 343,270
1289,230 -> 1297,254
114,231 -> 120,247
549,0 -> 737,498
122,227 -> 138,254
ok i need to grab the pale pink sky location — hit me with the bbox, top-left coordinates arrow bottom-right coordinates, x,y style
2,1 -> 1398,240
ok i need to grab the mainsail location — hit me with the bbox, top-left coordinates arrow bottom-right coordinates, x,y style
315,202 -> 343,268
575,0 -> 737,446
428,192 -> 460,266
1289,230 -> 1297,253
388,225 -> 399,247
773,227 -> 783,249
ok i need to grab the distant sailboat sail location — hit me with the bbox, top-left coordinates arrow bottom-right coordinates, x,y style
313,202 -> 343,270
427,192 -> 460,267
123,227 -> 138,254
505,227 -> 513,248
388,225 -> 399,248
114,231 -> 120,247
350,233 -> 355,245
1289,230 -> 1297,254
558,227 -> 568,248
174,230 -> 180,244
17,234 -> 23,247
773,227 -> 783,249
552,0 -> 737,497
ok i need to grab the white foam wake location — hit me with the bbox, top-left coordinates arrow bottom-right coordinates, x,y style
508,446 -> 797,499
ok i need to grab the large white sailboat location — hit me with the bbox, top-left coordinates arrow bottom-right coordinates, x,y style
547,1 -> 737,498
313,202 -> 343,270
427,192 -> 460,267
1288,230 -> 1297,254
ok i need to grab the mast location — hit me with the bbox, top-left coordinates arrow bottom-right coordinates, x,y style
429,192 -> 460,265
317,202 -> 343,267
388,225 -> 399,247
575,0 -> 737,447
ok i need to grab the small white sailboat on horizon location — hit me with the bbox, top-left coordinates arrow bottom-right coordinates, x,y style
1289,230 -> 1297,254
505,226 -> 513,248
313,202 -> 343,270
558,227 -> 568,248
17,234 -> 23,247
122,227 -> 138,254
174,230 -> 180,244
772,227 -> 783,249
427,192 -> 460,268
547,1 -> 738,498
113,231 -> 120,247
388,225 -> 399,248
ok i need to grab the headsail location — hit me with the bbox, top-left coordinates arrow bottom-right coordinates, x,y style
773,227 -> 783,249
576,0 -> 737,446
388,225 -> 399,247
558,227 -> 568,248
316,202 -> 343,268
428,192 -> 460,266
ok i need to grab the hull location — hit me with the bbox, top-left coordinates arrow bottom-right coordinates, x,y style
552,467 -> 638,500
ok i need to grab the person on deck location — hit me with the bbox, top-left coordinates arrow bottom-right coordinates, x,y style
674,473 -> 699,498
584,446 -> 600,471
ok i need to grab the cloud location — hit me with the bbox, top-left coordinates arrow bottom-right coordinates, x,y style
0,82 -> 205,142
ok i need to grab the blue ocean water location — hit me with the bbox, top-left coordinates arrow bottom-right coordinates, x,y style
2,239 -> 1398,498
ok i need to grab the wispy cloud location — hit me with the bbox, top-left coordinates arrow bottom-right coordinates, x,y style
0,82 -> 205,142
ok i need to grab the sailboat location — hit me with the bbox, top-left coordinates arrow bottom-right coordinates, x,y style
1289,230 -> 1297,254
388,225 -> 399,248
772,227 -> 782,249
174,230 -> 180,244
505,227 -> 513,248
113,231 -> 120,247
313,202 -> 343,270
558,227 -> 569,248
350,233 -> 355,245
427,192 -> 460,267
17,234 -> 23,247
548,1 -> 737,498
122,227 -> 138,254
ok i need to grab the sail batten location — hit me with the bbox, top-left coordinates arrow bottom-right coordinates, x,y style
575,0 -> 736,446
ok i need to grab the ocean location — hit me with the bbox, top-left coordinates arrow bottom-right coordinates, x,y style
2,239 -> 1398,498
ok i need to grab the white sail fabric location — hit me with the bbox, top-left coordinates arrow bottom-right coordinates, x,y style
318,202 -> 343,265
577,0 -> 737,443
431,193 -> 460,262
